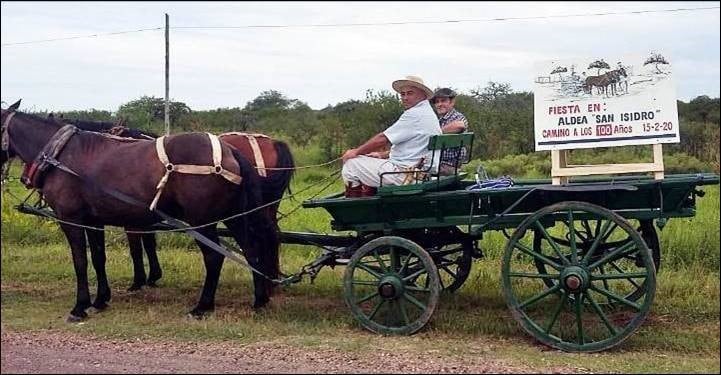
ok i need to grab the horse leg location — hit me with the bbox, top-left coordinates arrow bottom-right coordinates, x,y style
126,231 -> 147,291
86,226 -> 111,310
59,223 -> 92,321
225,215 -> 278,309
189,225 -> 223,318
143,233 -> 162,287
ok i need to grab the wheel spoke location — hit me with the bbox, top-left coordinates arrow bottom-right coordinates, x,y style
588,241 -> 636,270
367,299 -> 385,320
403,268 -> 426,283
351,280 -> 378,286
575,293 -> 585,345
590,285 -> 641,311
518,284 -> 562,309
582,220 -> 613,265
355,291 -> 379,305
398,254 -> 415,276
607,261 -> 643,289
514,242 -> 562,270
398,298 -> 411,325
509,272 -> 560,279
373,250 -> 388,273
534,221 -> 570,265
405,285 -> 431,293
598,266 -> 612,305
403,292 -> 428,311
356,263 -> 383,280
568,210 -> 578,264
440,264 -> 458,279
591,271 -> 648,281
545,291 -> 568,333
586,292 -> 618,335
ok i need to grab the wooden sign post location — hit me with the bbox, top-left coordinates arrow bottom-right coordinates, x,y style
551,144 -> 664,185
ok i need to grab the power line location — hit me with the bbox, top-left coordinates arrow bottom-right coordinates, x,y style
171,6 -> 720,30
1,27 -> 163,46
1,5 -> 717,46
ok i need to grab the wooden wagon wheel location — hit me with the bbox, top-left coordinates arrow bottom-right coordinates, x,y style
502,201 -> 656,352
343,236 -> 441,335
427,240 -> 473,292
532,218 -> 659,303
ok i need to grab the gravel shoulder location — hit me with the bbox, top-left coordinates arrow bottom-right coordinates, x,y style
1,330 -> 575,374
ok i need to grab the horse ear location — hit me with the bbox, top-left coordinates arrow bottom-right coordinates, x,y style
7,99 -> 21,112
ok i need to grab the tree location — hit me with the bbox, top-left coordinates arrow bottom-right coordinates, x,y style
117,96 -> 191,129
588,59 -> 610,75
470,81 -> 512,102
644,53 -> 669,74
550,66 -> 567,81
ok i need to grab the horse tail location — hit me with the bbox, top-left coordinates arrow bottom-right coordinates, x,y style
262,140 -> 295,201
229,147 -> 280,281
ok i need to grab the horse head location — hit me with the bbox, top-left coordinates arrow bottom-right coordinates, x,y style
618,67 -> 627,77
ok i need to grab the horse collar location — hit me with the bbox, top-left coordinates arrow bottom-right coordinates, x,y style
20,124 -> 78,189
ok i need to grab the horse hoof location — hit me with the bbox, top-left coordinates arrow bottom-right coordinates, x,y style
91,301 -> 109,311
252,298 -> 270,310
148,273 -> 162,284
66,313 -> 87,323
147,281 -> 159,288
127,284 -> 144,292
187,308 -> 212,320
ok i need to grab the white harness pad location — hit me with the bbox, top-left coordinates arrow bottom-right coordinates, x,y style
220,132 -> 269,177
150,133 -> 242,210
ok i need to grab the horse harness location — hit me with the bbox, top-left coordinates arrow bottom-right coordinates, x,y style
220,132 -> 269,177
150,133 -> 243,210
20,124 -> 78,189
1,111 -> 17,152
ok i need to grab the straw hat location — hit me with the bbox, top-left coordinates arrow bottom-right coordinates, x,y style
392,75 -> 433,99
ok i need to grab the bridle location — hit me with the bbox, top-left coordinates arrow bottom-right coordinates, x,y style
1,111 -> 17,184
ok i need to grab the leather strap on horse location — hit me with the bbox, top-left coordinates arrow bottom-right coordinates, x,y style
1,112 -> 16,151
220,132 -> 268,177
20,124 -> 77,189
150,133 -> 243,210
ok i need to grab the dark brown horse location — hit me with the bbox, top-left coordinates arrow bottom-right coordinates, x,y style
1,100 -> 280,321
46,115 -> 164,290
46,117 -> 295,292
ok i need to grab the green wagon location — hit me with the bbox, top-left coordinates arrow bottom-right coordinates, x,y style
13,131 -> 719,352
297,132 -> 719,352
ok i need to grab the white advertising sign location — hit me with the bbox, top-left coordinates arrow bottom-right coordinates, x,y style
533,53 -> 680,151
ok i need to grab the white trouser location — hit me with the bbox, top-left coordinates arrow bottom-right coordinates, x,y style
341,156 -> 407,187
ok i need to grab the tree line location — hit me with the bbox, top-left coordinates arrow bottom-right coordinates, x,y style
21,82 -> 720,169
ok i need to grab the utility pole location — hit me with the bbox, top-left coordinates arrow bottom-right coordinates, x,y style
164,13 -> 170,136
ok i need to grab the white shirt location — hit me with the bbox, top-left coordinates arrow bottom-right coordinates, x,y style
383,100 -> 442,168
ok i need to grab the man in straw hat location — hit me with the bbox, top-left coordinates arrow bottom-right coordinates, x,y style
341,75 -> 441,197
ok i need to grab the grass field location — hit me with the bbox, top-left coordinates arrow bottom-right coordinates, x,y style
2,165 -> 719,373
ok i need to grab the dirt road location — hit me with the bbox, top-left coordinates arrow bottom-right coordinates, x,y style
1,330 -> 575,373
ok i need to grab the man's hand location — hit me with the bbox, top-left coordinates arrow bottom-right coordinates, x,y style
367,151 -> 389,159
342,148 -> 359,163
441,120 -> 467,134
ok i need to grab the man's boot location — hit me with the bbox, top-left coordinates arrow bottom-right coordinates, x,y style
345,183 -> 362,198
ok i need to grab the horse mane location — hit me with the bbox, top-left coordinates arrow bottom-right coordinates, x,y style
50,116 -> 158,140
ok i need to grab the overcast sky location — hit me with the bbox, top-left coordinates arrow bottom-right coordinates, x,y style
1,1 -> 719,112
